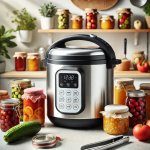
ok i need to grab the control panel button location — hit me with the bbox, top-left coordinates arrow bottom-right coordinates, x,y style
66,104 -> 72,110
73,97 -> 79,103
73,104 -> 79,110
73,83 -> 78,88
59,97 -> 64,102
73,90 -> 79,96
66,97 -> 71,103
59,82 -> 64,87
66,90 -> 71,96
59,103 -> 64,109
59,90 -> 64,96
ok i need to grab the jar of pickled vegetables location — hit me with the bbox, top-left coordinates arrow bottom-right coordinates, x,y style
22,87 -> 46,126
71,15 -> 83,29
27,53 -> 40,71
117,8 -> 132,29
0,98 -> 20,132
0,90 -> 9,100
57,9 -> 70,29
11,79 -> 32,121
85,8 -> 97,29
101,105 -> 132,135
126,90 -> 146,127
13,52 -> 27,71
100,15 -> 115,29
114,78 -> 135,105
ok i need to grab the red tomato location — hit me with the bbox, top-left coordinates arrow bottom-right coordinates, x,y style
146,120 -> 150,127
137,61 -> 149,72
133,124 -> 150,141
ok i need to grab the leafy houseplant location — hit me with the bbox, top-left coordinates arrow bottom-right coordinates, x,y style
143,2 -> 150,28
39,2 -> 56,29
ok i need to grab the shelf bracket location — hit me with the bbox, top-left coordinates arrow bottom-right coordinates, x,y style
134,32 -> 140,46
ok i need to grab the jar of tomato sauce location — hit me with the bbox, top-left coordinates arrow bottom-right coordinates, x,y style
71,15 -> 83,29
22,87 -> 46,126
13,52 -> 27,71
0,90 -> 9,100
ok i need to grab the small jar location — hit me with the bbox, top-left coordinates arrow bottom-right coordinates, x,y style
22,87 -> 46,126
101,105 -> 131,135
71,15 -> 83,29
0,98 -> 20,132
27,53 -> 40,71
114,78 -> 135,105
85,8 -> 98,29
57,9 -> 70,29
100,15 -> 115,29
13,52 -> 27,71
0,90 -> 9,100
126,90 -> 146,127
117,8 -> 132,29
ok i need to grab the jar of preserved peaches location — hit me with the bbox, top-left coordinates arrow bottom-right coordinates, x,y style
0,98 -> 20,132
27,53 -> 40,71
0,90 -> 9,100
126,90 -> 146,127
85,8 -> 97,29
117,8 -> 132,29
22,87 -> 46,126
57,9 -> 70,29
114,78 -> 135,105
71,15 -> 83,29
101,105 -> 132,135
100,15 -> 115,29
13,52 -> 27,71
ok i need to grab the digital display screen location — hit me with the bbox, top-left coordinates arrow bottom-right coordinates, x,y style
59,73 -> 78,88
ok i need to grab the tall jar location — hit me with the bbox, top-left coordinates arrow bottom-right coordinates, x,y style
57,9 -> 70,29
0,90 -> 9,100
71,15 -> 83,29
22,87 -> 46,126
126,90 -> 146,127
11,79 -> 32,121
27,53 -> 40,71
114,78 -> 135,105
0,99 -> 20,132
117,8 -> 132,29
13,52 -> 27,71
85,8 -> 97,29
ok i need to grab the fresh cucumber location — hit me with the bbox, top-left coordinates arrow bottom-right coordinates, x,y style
3,121 -> 41,143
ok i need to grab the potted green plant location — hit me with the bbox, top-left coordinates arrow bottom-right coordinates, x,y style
12,8 -> 37,43
143,2 -> 150,28
39,2 -> 56,29
0,25 -> 17,73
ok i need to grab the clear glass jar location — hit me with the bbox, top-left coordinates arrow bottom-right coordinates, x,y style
85,8 -> 97,29
0,98 -> 20,132
126,90 -> 146,127
114,78 -> 135,105
101,105 -> 131,135
22,87 -> 46,126
13,52 -> 27,71
57,9 -> 70,29
100,15 -> 115,29
0,90 -> 9,100
71,15 -> 82,29
27,53 -> 40,71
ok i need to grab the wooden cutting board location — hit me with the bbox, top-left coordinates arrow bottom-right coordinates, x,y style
71,0 -> 119,10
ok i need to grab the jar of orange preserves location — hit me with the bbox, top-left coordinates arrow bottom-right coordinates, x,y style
27,53 -> 40,71
71,15 -> 83,29
114,78 -> 135,105
22,87 -> 46,126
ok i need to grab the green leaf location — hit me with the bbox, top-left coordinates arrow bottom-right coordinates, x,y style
0,25 -> 5,37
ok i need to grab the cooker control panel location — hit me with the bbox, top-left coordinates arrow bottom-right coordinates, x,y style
56,69 -> 83,114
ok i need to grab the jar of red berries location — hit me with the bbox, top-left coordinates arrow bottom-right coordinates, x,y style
126,90 -> 146,127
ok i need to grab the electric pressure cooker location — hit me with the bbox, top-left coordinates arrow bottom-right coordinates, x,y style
46,34 -> 121,128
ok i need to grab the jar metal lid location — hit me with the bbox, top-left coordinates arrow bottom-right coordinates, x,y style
11,79 -> 31,88
0,90 -> 8,96
127,90 -> 145,97
116,78 -> 134,85
0,98 -> 19,107
140,83 -> 150,90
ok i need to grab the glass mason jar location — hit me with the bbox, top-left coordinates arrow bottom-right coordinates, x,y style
85,8 -> 98,29
0,90 -> 9,100
57,9 -> 70,29
22,87 -> 46,126
100,15 -> 115,29
11,79 -> 32,121
126,90 -> 146,127
71,15 -> 83,29
117,8 -> 132,29
27,53 -> 40,71
13,52 -> 27,71
0,98 -> 20,132
114,78 -> 135,105
101,105 -> 132,135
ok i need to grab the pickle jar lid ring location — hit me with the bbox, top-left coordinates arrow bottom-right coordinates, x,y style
127,90 -> 145,97
0,98 -> 19,107
140,83 -> 150,90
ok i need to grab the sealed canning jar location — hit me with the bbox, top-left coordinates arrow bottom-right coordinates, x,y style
22,87 -> 46,126
100,15 -> 115,29
71,15 -> 83,29
0,98 -> 20,132
13,52 -> 27,71
117,8 -> 132,29
101,105 -> 132,135
11,79 -> 32,121
85,8 -> 97,29
0,90 -> 9,100
27,53 -> 40,71
57,9 -> 70,29
126,90 -> 146,127
114,78 -> 135,105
